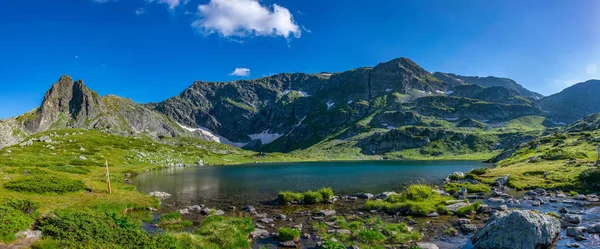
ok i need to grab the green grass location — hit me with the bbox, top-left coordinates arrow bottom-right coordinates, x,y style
4,175 -> 86,194
157,211 -> 193,231
365,185 -> 452,216
278,227 -> 300,241
444,182 -> 491,194
278,187 -> 335,205
0,199 -> 36,243
455,201 -> 481,217
194,215 -> 255,248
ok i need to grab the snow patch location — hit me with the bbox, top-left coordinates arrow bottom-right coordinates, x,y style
248,131 -> 282,145
177,123 -> 248,147
444,90 -> 454,95
385,88 -> 393,92
287,116 -> 307,135
444,117 -> 459,121
478,120 -> 489,123
382,123 -> 394,130
326,101 -> 335,109
283,90 -> 311,97
347,100 -> 353,104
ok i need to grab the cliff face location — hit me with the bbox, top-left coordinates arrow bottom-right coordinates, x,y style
0,76 -> 184,148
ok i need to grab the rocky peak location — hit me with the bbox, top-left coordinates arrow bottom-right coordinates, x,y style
25,75 -> 103,132
369,57 -> 448,94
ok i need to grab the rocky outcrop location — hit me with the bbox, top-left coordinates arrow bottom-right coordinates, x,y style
471,210 -> 560,249
538,80 -> 600,124
0,76 -> 184,148
433,72 -> 543,99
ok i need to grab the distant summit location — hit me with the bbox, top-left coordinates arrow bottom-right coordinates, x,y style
433,72 -> 544,99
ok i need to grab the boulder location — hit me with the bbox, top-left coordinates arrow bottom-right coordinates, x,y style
318,210 -> 336,216
278,241 -> 297,248
460,224 -> 477,233
251,228 -> 269,239
355,193 -> 374,199
562,214 -> 582,224
495,175 -> 510,186
566,227 -> 586,237
471,210 -> 561,249
588,223 -> 600,233
149,191 -> 171,199
416,243 -> 439,249
445,202 -> 468,213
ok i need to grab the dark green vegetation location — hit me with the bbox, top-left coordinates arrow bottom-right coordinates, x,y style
278,187 -> 334,205
0,198 -> 38,243
455,202 -> 482,217
313,216 -> 421,248
365,185 -> 453,216
5,175 -> 86,194
33,208 -> 254,249
278,227 -> 301,241
157,212 -> 193,231
473,113 -> 600,190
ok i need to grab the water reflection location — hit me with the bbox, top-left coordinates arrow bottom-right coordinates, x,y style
134,160 -> 489,207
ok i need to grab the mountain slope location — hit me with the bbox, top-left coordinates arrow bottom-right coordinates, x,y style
0,76 -> 188,148
538,80 -> 600,124
433,72 -> 543,99
152,57 -> 450,150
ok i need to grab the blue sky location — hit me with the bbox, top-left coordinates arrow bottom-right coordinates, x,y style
1,0 -> 599,118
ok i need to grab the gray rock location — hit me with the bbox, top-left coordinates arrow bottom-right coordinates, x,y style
426,212 -> 440,217
471,210 -> 561,249
374,191 -> 397,200
445,202 -> 468,213
278,214 -> 287,220
178,208 -> 189,215
196,160 -> 204,166
566,227 -> 586,237
562,214 -> 582,224
149,191 -> 171,199
188,205 -> 202,212
251,228 -> 269,239
574,194 -> 587,201
460,224 -> 477,233
243,205 -> 256,213
15,229 -> 42,239
559,207 -> 569,214
495,175 -> 510,186
278,241 -> 297,248
78,155 -> 87,160
355,193 -> 374,199
213,209 -> 225,215
588,223 -> 600,233
567,243 -> 580,248
458,219 -> 471,224
416,243 -> 439,249
318,209 -> 336,216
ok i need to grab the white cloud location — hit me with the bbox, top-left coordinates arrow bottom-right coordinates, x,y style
192,0 -> 301,39
135,7 -> 146,16
92,0 -> 112,3
146,0 -> 188,10
301,25 -> 311,33
586,64 -> 598,75
229,68 -> 250,77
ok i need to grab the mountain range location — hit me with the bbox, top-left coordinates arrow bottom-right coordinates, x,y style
1,57 -> 598,159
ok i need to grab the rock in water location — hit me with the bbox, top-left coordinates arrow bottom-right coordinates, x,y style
471,210 -> 560,249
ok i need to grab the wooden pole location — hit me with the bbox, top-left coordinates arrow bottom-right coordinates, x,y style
105,160 -> 112,194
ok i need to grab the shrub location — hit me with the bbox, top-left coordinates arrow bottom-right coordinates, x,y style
4,175 -> 86,194
278,191 -> 304,204
455,202 -> 481,217
356,229 -> 386,244
444,183 -> 491,194
278,227 -> 300,241
365,185 -> 452,216
195,215 -> 254,248
318,187 -> 334,201
157,211 -> 192,231
0,206 -> 34,243
303,191 -> 324,204
0,197 -> 39,214
541,149 -> 574,160
322,240 -> 345,249
579,168 -> 600,190
469,168 -> 488,176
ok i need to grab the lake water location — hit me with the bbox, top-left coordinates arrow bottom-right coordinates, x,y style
134,160 -> 489,207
